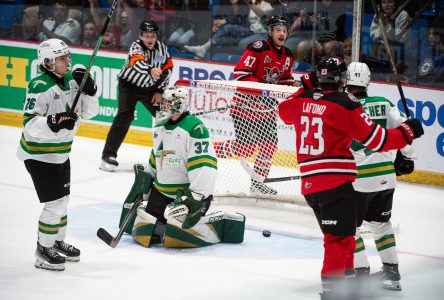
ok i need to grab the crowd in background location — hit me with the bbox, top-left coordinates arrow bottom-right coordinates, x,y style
0,0 -> 443,88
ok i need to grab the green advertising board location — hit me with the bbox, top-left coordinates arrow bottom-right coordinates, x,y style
0,40 -> 153,128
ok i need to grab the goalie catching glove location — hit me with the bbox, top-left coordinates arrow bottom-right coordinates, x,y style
164,188 -> 209,229
72,68 -> 97,96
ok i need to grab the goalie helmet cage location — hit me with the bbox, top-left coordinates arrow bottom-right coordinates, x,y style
175,79 -> 307,207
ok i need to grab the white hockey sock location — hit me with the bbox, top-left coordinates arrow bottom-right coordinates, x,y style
354,229 -> 370,268
367,221 -> 399,265
38,196 -> 69,248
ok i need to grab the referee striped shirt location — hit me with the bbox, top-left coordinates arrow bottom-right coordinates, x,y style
119,40 -> 173,90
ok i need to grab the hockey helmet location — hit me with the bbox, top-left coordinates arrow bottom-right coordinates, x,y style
140,20 -> 159,33
316,57 -> 348,84
156,86 -> 189,122
266,15 -> 290,32
346,62 -> 371,87
37,39 -> 71,71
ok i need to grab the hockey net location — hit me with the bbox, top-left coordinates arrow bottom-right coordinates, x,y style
175,79 -> 306,206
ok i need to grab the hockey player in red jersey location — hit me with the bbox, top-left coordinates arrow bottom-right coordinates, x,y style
278,57 -> 424,299
214,15 -> 295,195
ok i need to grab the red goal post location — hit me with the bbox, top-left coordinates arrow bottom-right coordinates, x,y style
175,79 -> 306,205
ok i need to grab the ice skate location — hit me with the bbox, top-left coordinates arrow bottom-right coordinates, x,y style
184,45 -> 207,58
354,267 -> 370,278
35,242 -> 65,271
372,263 -> 402,291
54,240 -> 80,262
250,179 -> 277,195
100,156 -> 118,172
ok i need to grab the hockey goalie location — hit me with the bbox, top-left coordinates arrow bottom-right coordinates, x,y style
118,86 -> 245,248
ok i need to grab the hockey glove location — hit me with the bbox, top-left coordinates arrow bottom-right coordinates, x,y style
47,112 -> 78,133
164,187 -> 208,229
394,150 -> 414,176
72,68 -> 97,96
397,118 -> 424,144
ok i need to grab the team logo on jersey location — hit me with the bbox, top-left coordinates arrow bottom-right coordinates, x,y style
156,150 -> 176,167
154,53 -> 165,62
33,80 -> 47,88
194,124 -> 205,135
304,182 -> 312,189
252,41 -> 263,49
264,55 -> 271,63
165,157 -> 182,167
54,93 -> 60,100
263,67 -> 283,84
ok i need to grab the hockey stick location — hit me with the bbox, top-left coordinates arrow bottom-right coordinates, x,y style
192,105 -> 233,116
369,0 -> 410,118
97,194 -> 144,248
70,0 -> 118,113
240,158 -> 300,183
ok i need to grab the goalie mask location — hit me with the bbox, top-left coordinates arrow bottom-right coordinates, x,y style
156,87 -> 189,122
346,62 -> 371,88
38,39 -> 71,72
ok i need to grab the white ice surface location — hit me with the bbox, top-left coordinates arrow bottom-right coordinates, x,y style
1,125 -> 443,300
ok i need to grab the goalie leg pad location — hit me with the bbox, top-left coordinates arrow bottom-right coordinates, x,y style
119,164 -> 153,234
163,212 -> 245,248
132,209 -> 157,247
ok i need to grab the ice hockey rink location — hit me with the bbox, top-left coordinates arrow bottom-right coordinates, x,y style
1,124 -> 444,300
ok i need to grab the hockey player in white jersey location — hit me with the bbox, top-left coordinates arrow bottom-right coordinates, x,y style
346,62 -> 415,291
118,86 -> 245,248
17,39 -> 99,271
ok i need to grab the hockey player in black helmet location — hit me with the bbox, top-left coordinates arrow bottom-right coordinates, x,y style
316,56 -> 348,90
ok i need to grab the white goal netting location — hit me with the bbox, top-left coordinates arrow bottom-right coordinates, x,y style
175,79 -> 305,205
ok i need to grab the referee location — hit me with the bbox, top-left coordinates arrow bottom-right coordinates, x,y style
100,20 -> 173,171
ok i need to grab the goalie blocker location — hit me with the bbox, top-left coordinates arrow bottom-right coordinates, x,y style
119,164 -> 245,248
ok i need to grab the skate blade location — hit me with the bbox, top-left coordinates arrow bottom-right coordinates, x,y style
99,162 -> 116,172
35,258 -> 65,271
382,280 -> 402,291
63,256 -> 80,262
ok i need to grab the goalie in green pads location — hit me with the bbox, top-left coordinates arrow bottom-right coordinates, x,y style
121,86 -> 245,248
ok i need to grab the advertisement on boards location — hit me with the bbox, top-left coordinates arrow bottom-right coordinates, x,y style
0,40 -> 442,175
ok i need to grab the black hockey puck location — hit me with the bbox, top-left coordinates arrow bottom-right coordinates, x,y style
262,230 -> 271,237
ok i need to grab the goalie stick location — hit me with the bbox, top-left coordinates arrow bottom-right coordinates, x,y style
97,192 -> 147,248
240,158 -> 300,183
70,0 -> 118,113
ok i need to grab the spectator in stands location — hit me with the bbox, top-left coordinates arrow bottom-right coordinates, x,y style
82,20 -> 97,48
116,1 -> 139,51
183,0 -> 250,58
343,36 -> 352,65
369,0 -> 411,82
417,22 -> 444,87
19,6 -> 41,41
39,0 -> 81,45
185,0 -> 274,58
370,0 -> 410,44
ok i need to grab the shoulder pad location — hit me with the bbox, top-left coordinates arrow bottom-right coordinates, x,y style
28,74 -> 54,93
185,116 -> 209,139
246,40 -> 270,53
